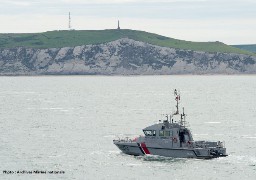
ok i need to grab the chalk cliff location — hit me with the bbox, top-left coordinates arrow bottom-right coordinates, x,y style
0,38 -> 256,75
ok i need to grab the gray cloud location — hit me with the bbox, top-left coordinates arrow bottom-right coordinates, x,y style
0,0 -> 255,44
1,0 -> 255,20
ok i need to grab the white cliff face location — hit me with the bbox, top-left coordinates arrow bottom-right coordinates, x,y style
0,38 -> 256,75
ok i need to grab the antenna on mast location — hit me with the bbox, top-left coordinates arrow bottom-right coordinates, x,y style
68,12 -> 71,30
174,89 -> 180,115
181,107 -> 186,127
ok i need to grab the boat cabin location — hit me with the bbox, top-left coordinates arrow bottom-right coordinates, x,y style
142,120 -> 193,148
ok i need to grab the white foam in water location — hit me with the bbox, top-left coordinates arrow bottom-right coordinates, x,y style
108,150 -> 120,154
90,151 -> 105,156
103,135 -> 116,138
60,109 -> 69,112
241,135 -> 256,139
194,134 -> 209,136
126,163 -> 142,167
49,107 -> 63,110
244,136 -> 256,139
204,122 -> 221,124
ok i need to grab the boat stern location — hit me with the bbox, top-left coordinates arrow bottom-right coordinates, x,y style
195,140 -> 228,158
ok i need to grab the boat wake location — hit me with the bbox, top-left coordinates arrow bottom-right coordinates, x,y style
135,154 -> 186,163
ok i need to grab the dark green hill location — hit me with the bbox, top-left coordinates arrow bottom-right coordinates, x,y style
0,29 -> 254,55
232,44 -> 256,53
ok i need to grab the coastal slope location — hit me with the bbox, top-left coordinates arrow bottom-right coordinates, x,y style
1,38 -> 255,75
0,29 -> 253,55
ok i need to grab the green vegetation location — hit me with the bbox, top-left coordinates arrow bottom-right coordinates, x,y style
232,44 -> 256,53
0,29 -> 254,55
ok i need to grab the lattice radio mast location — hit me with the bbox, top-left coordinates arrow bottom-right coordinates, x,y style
68,12 -> 71,30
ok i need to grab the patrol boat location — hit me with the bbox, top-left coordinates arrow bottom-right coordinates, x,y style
113,90 -> 227,159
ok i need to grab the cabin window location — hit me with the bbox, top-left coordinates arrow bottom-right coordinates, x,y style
164,131 -> 170,136
159,130 -> 164,136
159,130 -> 170,137
143,130 -> 156,136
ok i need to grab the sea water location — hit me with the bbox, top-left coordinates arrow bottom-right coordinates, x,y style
0,75 -> 256,180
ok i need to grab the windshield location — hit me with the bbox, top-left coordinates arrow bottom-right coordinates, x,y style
143,130 -> 156,136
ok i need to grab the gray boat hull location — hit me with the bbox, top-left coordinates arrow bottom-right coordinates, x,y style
113,140 -> 227,159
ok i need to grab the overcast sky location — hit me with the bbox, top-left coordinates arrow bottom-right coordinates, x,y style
0,0 -> 255,44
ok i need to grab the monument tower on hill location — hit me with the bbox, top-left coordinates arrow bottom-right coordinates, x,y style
117,20 -> 120,30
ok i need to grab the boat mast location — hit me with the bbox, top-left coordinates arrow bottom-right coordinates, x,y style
173,89 -> 186,127
174,89 -> 180,115
182,107 -> 186,127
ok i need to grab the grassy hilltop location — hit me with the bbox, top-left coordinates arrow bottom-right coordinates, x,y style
0,29 -> 254,55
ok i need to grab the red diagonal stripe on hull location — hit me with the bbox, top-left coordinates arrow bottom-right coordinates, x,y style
141,143 -> 151,154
